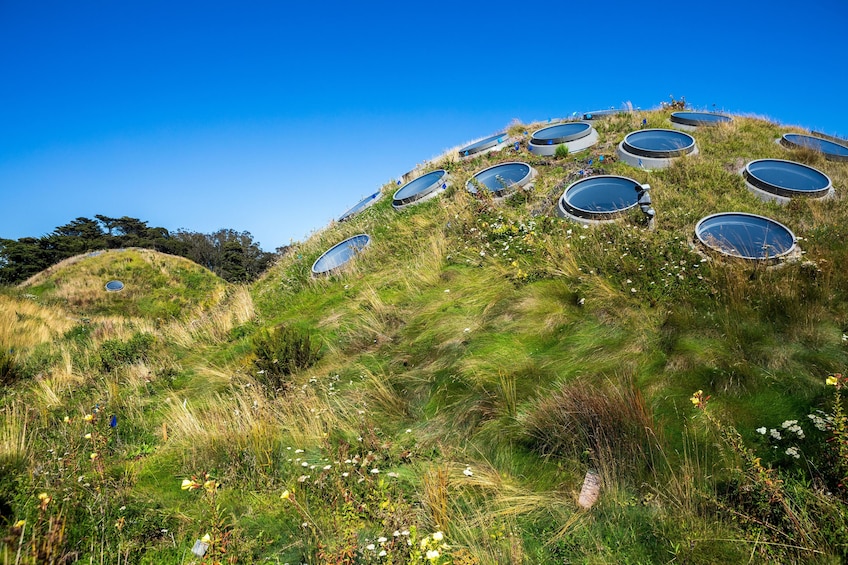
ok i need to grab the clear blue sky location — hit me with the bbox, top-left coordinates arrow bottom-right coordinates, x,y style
2,0 -> 846,251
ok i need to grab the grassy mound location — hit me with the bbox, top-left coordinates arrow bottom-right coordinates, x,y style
19,248 -> 227,320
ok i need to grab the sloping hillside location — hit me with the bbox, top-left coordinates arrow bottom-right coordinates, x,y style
2,108 -> 848,564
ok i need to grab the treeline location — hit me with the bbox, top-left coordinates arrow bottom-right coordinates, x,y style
0,215 -> 281,284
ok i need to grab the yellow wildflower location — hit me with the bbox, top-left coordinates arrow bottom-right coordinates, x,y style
63,416 -> 70,424
826,375 -> 839,386
181,479 -> 198,490
203,479 -> 216,492
281,489 -> 291,500
84,433 -> 92,439
201,533 -> 211,543
83,414 -> 93,422
13,519 -> 25,528
37,492 -> 50,502
690,390 -> 703,405
90,452 -> 98,460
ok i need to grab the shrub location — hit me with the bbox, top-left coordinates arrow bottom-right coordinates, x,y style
98,332 -> 154,372
521,378 -> 656,477
554,143 -> 569,159
0,347 -> 19,387
252,326 -> 321,396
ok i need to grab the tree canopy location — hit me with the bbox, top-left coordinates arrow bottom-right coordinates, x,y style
0,216 -> 277,285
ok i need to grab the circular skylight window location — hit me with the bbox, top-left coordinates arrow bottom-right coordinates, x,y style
695,213 -> 796,262
466,162 -> 536,198
339,191 -> 382,222
557,175 -> 643,222
617,129 -> 698,169
528,122 -> 598,156
780,133 -> 848,162
582,109 -> 619,120
743,159 -> 832,201
105,280 -> 125,292
392,170 -> 450,210
458,133 -> 508,158
670,112 -> 732,128
311,234 -> 371,276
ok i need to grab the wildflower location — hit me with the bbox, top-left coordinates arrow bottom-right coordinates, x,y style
13,519 -> 25,528
808,412 -> 831,431
323,465 -> 332,470
37,492 -> 50,502
432,531 -> 444,542
378,536 -> 388,543
342,472 -> 349,477
387,472 -> 399,478
370,468 -> 380,474
426,549 -> 440,560
379,550 -> 387,557
756,427 -> 767,435
63,416 -> 70,423
281,490 -> 291,500
366,544 -> 376,551
297,475 -> 309,483
295,449 -> 304,453
690,390 -> 709,409
769,429 -> 782,440
826,375 -> 839,386
83,414 -> 93,422
785,446 -> 801,459
393,530 -> 401,537
201,533 -> 211,543
181,479 -> 199,490
203,479 -> 216,492
84,433 -> 92,439
90,452 -> 98,460
405,429 -> 412,433
463,467 -> 473,476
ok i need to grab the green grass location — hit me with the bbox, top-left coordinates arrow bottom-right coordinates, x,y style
2,109 -> 848,563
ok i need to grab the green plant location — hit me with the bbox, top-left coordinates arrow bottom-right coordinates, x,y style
98,332 -> 154,372
554,143 -> 569,159
825,374 -> 848,492
252,325 -> 321,396
0,347 -> 19,387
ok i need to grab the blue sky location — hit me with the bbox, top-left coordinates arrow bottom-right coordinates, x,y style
2,0 -> 846,251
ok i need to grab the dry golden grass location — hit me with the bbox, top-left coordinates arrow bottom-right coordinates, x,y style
0,294 -> 75,350
164,285 -> 255,347
0,402 -> 30,464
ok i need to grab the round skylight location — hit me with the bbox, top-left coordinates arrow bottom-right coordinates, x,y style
392,170 -> 450,210
458,133 -> 508,158
617,129 -> 698,169
339,191 -> 382,222
528,122 -> 598,156
466,162 -> 536,198
670,112 -> 732,128
695,213 -> 796,262
105,280 -> 125,292
557,175 -> 643,222
582,109 -> 620,120
311,234 -> 371,276
780,133 -> 848,162
743,159 -> 832,201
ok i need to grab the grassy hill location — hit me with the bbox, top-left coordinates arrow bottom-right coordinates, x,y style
2,108 -> 848,564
